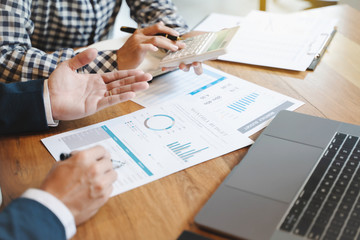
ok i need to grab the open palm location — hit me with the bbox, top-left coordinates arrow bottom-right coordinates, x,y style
48,48 -> 152,120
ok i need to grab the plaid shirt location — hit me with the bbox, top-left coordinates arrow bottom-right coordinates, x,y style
0,0 -> 188,83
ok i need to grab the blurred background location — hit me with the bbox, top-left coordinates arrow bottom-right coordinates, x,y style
111,0 -> 360,37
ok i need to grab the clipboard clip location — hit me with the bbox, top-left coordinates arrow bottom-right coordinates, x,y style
307,33 -> 330,58
306,27 -> 337,70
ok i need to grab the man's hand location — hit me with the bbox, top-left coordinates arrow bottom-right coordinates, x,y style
116,22 -> 185,70
48,48 -> 152,120
40,146 -> 117,225
116,22 -> 203,75
176,31 -> 205,75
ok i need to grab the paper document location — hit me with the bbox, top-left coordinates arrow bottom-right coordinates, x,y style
194,11 -> 337,71
194,13 -> 243,32
42,101 -> 253,196
134,65 -> 304,136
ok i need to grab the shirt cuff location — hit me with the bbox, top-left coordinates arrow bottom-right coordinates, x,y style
43,79 -> 59,127
21,188 -> 76,240
0,186 -> 2,207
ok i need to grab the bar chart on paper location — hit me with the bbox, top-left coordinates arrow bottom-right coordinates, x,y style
185,71 -> 303,136
167,141 -> 209,162
227,93 -> 259,113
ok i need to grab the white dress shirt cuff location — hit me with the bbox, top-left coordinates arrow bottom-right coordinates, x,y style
43,79 -> 59,127
21,188 -> 76,239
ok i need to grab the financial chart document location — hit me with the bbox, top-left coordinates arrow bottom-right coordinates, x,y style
42,101 -> 253,196
134,65 -> 304,137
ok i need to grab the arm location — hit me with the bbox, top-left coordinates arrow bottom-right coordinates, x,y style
0,1 -> 118,83
0,48 -> 151,135
121,1 -> 202,74
0,198 -> 66,240
0,146 -> 117,240
126,0 -> 189,35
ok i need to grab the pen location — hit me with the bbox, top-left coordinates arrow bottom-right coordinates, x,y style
59,153 -> 124,169
120,26 -> 182,41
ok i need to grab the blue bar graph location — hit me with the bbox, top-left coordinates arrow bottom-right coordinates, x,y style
227,93 -> 259,113
167,141 -> 209,161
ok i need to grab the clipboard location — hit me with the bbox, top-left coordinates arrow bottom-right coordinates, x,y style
307,28 -> 337,70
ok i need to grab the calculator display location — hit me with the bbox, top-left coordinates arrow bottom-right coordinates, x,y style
206,30 -> 228,52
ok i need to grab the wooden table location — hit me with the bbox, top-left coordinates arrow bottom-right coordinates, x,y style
1,5 -> 360,240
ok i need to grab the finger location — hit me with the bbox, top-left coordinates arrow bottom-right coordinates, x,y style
142,21 -> 179,37
177,41 -> 186,49
192,62 -> 203,75
139,42 -> 159,52
105,73 -> 152,90
76,145 -> 109,164
100,69 -> 146,84
144,37 -> 179,52
161,66 -> 178,72
67,48 -> 98,71
92,157 -> 113,175
179,63 -> 190,72
110,82 -> 150,95
103,170 -> 118,186
98,92 -> 136,110
93,184 -> 113,201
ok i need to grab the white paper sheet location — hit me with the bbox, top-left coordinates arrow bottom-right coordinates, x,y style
42,101 -> 253,196
194,11 -> 337,71
194,13 -> 243,32
134,65 -> 304,136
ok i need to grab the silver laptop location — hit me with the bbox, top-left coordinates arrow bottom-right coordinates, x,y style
195,110 -> 360,240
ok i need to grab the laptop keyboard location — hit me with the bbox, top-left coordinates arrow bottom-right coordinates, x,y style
280,132 -> 360,240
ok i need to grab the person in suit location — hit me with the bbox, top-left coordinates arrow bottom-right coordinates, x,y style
0,145 -> 116,240
0,48 -> 152,239
0,48 -> 152,134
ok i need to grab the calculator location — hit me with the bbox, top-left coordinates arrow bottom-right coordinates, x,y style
159,26 -> 239,68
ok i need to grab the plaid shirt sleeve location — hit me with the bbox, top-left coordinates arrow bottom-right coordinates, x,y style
0,1 -> 118,83
127,0 -> 189,35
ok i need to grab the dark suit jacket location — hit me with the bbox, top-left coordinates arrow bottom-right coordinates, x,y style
0,80 -> 64,239
0,198 -> 66,240
0,79 -> 48,134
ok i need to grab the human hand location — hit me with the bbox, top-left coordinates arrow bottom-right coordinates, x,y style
48,48 -> 152,120
162,31 -> 206,75
40,146 -> 117,225
116,22 -> 185,70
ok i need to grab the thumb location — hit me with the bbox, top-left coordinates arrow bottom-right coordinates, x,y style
67,48 -> 98,71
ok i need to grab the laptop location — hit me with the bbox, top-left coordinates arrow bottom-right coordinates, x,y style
195,110 -> 360,240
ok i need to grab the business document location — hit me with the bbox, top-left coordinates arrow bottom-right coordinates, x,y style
194,11 -> 337,71
134,65 -> 304,137
42,101 -> 253,197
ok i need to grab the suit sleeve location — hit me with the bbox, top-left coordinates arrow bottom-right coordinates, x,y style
0,80 -> 48,134
0,198 -> 66,240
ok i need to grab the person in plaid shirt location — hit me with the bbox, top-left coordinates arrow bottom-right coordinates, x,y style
0,0 -> 202,83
